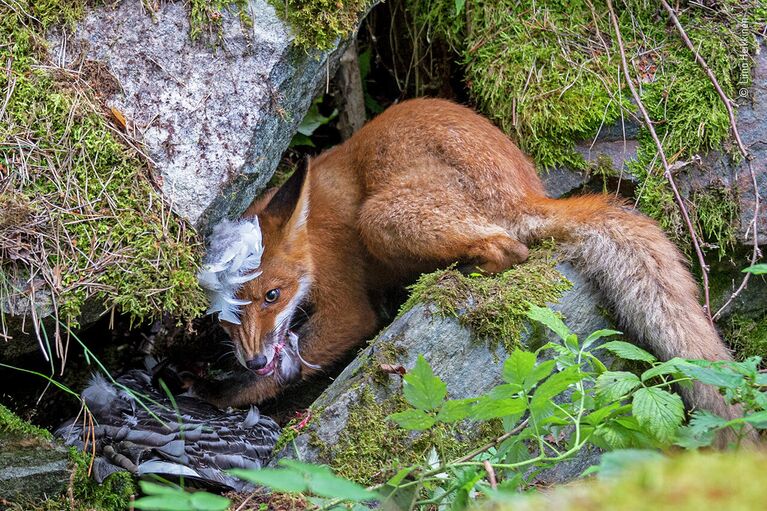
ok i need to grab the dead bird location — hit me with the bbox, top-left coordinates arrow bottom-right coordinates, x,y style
55,369 -> 280,492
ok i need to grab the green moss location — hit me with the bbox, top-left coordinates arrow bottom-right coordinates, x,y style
315,388 -> 502,486
0,3 -> 206,326
409,0 -> 757,257
400,242 -> 571,351
486,451 -> 766,511
271,0 -> 373,50
188,0 -> 253,42
0,404 -> 52,440
723,313 -> 767,362
693,187 -> 738,260
0,405 -> 134,511
68,447 -> 136,511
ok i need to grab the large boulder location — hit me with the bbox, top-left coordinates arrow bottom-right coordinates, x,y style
277,255 -> 613,487
49,0 -> 368,231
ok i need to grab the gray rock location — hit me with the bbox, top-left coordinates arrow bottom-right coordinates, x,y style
278,262 -> 615,487
49,0 -> 367,231
0,431 -> 70,502
543,41 -> 766,249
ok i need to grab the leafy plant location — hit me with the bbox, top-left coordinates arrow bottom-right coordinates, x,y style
290,98 -> 338,148
132,304 -> 767,510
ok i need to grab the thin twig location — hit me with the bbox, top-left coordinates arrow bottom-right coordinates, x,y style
483,460 -> 498,490
660,0 -> 763,318
607,0 -> 713,323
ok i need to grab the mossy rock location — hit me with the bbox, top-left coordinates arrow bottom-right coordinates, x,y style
276,251 -> 622,487
0,405 -> 135,510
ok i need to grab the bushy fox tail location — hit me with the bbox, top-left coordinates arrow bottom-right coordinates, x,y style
522,195 -> 736,421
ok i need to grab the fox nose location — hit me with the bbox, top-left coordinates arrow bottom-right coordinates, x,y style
246,355 -> 268,371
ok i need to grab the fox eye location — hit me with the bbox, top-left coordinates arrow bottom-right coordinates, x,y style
264,288 -> 280,303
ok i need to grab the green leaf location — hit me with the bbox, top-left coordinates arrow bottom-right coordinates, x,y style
133,496 -> 192,511
632,387 -> 684,444
402,355 -> 447,411
189,492 -> 231,511
386,466 -> 415,487
530,365 -> 582,411
584,329 -> 622,345
138,482 -> 181,496
743,263 -> 767,274
524,360 -> 556,390
743,410 -> 767,428
596,449 -> 665,479
675,363 -> 744,389
308,471 -> 376,501
230,468 -> 308,493
471,396 -> 526,420
598,341 -> 656,363
502,350 -> 536,386
640,358 -> 686,382
388,408 -> 436,430
595,371 -> 641,401
526,305 -> 571,342
454,0 -> 466,15
437,398 -> 476,423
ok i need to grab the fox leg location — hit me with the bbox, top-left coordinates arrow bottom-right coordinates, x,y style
358,191 -> 528,275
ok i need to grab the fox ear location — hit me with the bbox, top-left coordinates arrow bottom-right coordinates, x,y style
263,158 -> 310,233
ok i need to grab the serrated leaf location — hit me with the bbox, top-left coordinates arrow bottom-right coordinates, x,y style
595,371 -> 641,401
402,355 -> 447,411
230,468 -> 308,492
687,410 -> 729,434
598,341 -> 656,363
502,350 -> 536,385
584,402 -> 624,426
454,0 -> 466,15
524,359 -> 556,390
471,396 -> 526,420
388,408 -> 436,430
675,363 -> 744,389
641,358 -> 686,382
743,263 -> 767,274
437,398 -> 476,422
632,387 -> 684,444
526,305 -> 571,342
584,329 -> 622,345
530,365 -> 582,411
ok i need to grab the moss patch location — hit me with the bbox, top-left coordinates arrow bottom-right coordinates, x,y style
271,0 -> 373,50
315,387 -> 502,486
400,242 -> 571,351
723,313 -> 767,362
0,404 -> 135,511
0,2 -> 207,327
408,0 -> 761,256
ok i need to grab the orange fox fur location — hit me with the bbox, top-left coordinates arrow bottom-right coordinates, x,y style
198,98 -> 738,424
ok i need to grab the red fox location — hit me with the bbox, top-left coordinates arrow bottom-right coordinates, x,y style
197,98 -> 737,422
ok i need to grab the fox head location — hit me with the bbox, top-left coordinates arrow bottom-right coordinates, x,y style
198,162 -> 317,383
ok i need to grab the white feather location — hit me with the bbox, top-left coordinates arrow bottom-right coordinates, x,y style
197,219 -> 264,324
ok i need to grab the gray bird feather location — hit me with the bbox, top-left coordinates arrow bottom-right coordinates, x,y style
56,370 -> 280,491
